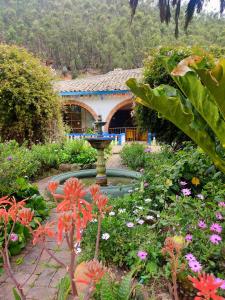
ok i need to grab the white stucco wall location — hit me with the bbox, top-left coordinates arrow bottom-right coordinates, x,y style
63,92 -> 133,123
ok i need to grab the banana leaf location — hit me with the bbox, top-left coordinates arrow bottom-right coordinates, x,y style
169,57 -> 225,147
126,78 -> 225,173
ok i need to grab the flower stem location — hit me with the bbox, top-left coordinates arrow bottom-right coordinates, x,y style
94,215 -> 102,260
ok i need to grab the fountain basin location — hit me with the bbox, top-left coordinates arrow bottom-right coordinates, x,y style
49,169 -> 141,201
86,137 -> 114,149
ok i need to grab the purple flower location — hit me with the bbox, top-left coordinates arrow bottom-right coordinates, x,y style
180,181 -> 187,186
144,147 -> 152,153
185,234 -> 193,242
7,156 -> 12,161
126,222 -> 134,228
137,250 -> 148,260
215,278 -> 225,290
181,188 -> 191,196
185,253 -> 196,261
210,234 -> 222,245
197,194 -> 204,200
188,260 -> 202,273
215,212 -> 223,220
10,233 -> 18,242
210,223 -> 222,234
198,220 -> 207,229
219,202 -> 225,207
144,182 -> 149,188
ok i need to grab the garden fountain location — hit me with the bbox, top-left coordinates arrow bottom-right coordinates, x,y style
49,115 -> 141,200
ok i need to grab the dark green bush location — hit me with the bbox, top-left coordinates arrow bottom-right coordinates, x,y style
0,44 -> 63,144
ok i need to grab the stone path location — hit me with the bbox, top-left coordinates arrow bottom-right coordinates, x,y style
0,208 -> 70,300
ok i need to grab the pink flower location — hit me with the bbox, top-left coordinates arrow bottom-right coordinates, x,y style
219,202 -> 225,207
139,168 -> 144,173
180,181 -> 187,186
10,232 -> 18,242
185,234 -> 193,242
126,222 -> 134,228
210,234 -> 222,245
215,212 -> 223,220
188,260 -> 202,273
182,188 -> 191,196
137,250 -> 148,260
185,253 -> 196,261
144,147 -> 152,153
210,223 -> 222,234
215,278 -> 225,290
144,182 -> 149,188
198,220 -> 207,229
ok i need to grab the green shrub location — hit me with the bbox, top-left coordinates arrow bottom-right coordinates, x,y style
0,141 -> 40,195
120,143 -> 146,170
0,44 -> 63,144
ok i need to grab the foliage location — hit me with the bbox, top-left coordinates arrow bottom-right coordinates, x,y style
83,145 -> 225,286
0,1 -> 225,75
94,271 -> 145,300
127,50 -> 225,173
0,180 -> 49,258
120,143 -> 146,170
130,0 -> 225,37
0,139 -> 97,196
134,46 -> 225,145
0,44 -> 63,144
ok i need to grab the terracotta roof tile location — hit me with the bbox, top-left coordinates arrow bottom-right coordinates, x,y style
55,68 -> 142,93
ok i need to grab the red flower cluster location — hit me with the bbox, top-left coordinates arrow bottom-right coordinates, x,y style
89,184 -> 112,216
189,273 -> 225,300
48,178 -> 93,244
33,221 -> 55,245
0,196 -> 33,226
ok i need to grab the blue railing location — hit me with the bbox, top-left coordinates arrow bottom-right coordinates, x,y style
66,132 -> 126,145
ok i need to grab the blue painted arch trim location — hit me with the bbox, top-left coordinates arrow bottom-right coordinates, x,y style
60,89 -> 130,96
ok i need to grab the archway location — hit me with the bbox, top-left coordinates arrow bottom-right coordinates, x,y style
105,99 -> 134,132
63,100 -> 97,133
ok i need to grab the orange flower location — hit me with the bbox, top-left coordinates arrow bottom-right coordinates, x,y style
57,213 -> 72,244
17,208 -> 34,226
33,221 -> 55,245
8,197 -> 26,222
0,208 -> 8,223
89,184 -> 111,216
48,181 -> 59,194
189,273 -> 225,300
76,260 -> 106,285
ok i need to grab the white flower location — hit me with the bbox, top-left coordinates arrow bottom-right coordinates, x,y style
109,211 -> 115,216
137,206 -> 144,210
91,218 -> 97,223
156,214 -> 160,218
137,219 -> 144,225
146,215 -> 154,220
133,209 -> 139,215
76,247 -> 82,254
128,189 -> 133,193
102,233 -> 110,240
118,208 -> 126,213
135,188 -> 139,191
144,198 -> 152,203
126,222 -> 134,228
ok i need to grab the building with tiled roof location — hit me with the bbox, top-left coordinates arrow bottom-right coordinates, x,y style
56,68 -> 144,138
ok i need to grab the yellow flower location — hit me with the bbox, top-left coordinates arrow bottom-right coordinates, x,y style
192,177 -> 200,186
172,236 -> 185,247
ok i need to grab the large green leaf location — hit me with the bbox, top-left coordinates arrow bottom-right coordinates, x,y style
126,78 -> 225,173
170,56 -> 225,147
